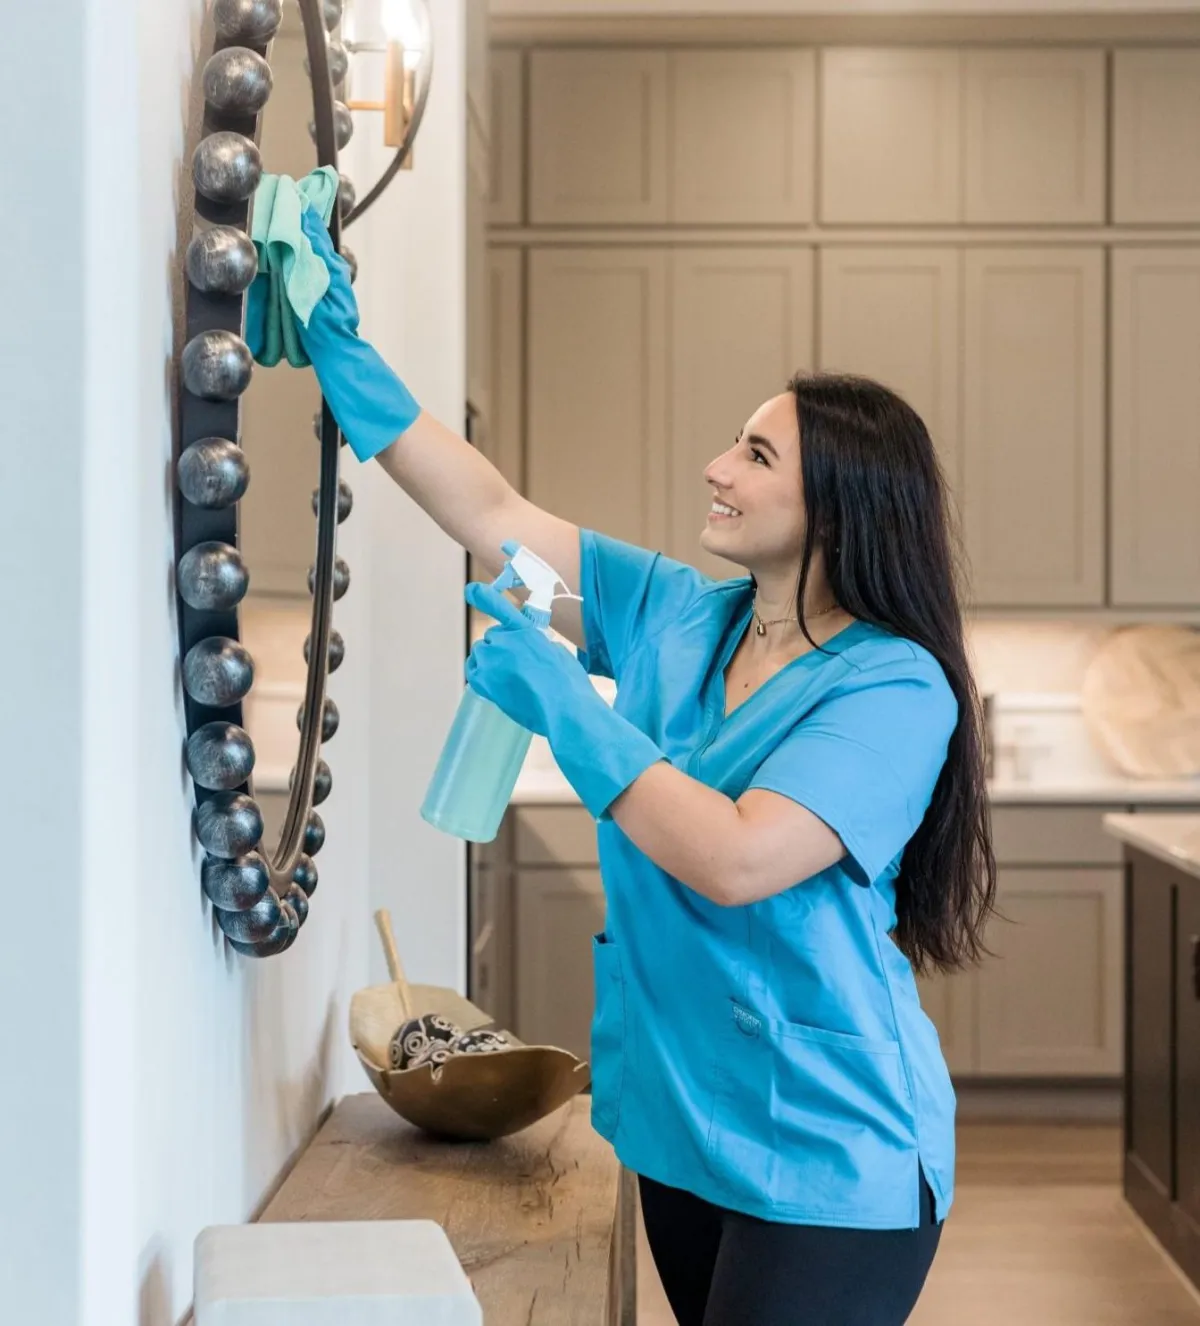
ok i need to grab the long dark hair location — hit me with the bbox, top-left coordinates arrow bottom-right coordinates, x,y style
784,372 -> 995,975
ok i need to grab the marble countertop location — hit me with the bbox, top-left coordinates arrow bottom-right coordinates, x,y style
1104,814 -> 1200,881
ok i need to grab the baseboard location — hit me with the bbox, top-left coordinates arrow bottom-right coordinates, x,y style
954,1079 -> 1122,1123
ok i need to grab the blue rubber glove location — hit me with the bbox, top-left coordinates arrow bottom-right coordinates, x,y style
464,580 -> 665,821
294,203 -> 421,462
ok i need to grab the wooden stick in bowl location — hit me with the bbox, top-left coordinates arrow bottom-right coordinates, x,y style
374,908 -> 413,1021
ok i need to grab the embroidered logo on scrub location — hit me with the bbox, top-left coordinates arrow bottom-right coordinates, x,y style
731,1002 -> 761,1038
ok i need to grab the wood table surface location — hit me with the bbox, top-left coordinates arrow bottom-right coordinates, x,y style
260,1092 -> 636,1325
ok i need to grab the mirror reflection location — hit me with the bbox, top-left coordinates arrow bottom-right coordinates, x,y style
240,3 -> 326,847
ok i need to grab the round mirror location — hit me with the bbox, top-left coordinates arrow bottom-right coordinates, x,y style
177,0 -> 352,958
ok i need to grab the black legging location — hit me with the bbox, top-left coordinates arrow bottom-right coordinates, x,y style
638,1172 -> 942,1326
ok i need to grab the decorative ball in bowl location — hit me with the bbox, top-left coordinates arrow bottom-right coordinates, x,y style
350,912 -> 590,1141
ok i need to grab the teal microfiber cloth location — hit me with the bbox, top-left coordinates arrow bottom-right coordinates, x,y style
245,167 -> 340,368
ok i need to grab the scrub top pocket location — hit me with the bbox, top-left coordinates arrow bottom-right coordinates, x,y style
589,932 -> 628,1140
705,999 -> 918,1221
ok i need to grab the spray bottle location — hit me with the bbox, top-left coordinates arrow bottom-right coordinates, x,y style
420,544 -> 583,843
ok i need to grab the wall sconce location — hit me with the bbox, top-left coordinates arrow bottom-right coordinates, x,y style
339,0 -> 433,220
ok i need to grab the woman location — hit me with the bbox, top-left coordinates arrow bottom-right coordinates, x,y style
292,199 -> 996,1324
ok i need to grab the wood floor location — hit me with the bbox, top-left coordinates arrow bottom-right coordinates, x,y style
635,1124 -> 1200,1325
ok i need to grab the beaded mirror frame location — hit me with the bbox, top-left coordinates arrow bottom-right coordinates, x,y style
176,0 -> 433,959
176,0 -> 349,959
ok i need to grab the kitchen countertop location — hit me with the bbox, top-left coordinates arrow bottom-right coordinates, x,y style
1104,814 -> 1200,881
510,746 -> 1200,808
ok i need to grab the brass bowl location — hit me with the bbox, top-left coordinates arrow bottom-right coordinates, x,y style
349,979 -> 590,1141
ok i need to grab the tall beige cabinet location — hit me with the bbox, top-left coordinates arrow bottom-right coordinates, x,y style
488,38 -> 1200,612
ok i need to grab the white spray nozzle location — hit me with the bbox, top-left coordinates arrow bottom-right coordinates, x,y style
493,543 -> 583,617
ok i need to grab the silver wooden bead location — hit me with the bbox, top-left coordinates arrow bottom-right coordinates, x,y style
193,131 -> 262,205
183,636 -> 254,708
322,0 -> 343,31
216,891 -> 281,944
309,102 -> 353,150
296,698 -> 339,742
178,436 -> 249,509
181,329 -> 253,401
178,541 -> 249,612
203,47 -> 273,115
303,810 -> 326,856
308,557 -> 349,600
304,630 -> 344,673
187,721 -> 255,791
283,882 -> 310,927
341,246 -> 357,284
202,851 -> 270,911
196,791 -> 263,858
337,173 -> 356,213
186,226 -> 258,295
292,855 -> 318,897
312,480 -> 352,523
327,40 -> 349,85
212,0 -> 283,44
289,758 -> 331,806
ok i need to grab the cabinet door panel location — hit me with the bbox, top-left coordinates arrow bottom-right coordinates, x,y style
669,248 -> 813,577
1129,857 -> 1174,1199
528,249 -> 668,547
916,967 -> 976,1076
818,247 -> 961,494
486,247 -> 524,490
977,867 -> 1123,1077
962,249 -> 1105,607
529,50 -> 668,224
964,49 -> 1105,224
1114,50 -> 1200,224
489,48 -> 524,225
515,867 -> 606,1062
671,49 -> 814,224
1110,248 -> 1200,607
820,48 -> 960,223
1177,881 -> 1200,1225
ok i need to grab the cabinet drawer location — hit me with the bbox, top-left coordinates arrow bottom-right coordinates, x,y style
514,807 -> 600,866
991,806 -> 1125,866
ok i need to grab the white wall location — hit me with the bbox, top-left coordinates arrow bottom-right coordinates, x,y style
2,0 -> 409,1321
344,0 -> 471,994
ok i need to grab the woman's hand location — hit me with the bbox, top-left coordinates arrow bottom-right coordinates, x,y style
464,581 -> 598,737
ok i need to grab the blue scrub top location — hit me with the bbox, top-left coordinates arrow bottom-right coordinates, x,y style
576,528 -> 960,1230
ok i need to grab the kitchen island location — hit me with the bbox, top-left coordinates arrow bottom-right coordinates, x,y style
1105,813 -> 1200,1295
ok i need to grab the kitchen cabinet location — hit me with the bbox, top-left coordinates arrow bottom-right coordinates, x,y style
976,867 -> 1123,1075
963,49 -> 1105,225
1110,247 -> 1200,607
483,803 -> 1132,1082
671,50 -> 815,225
916,804 -> 1125,1079
515,866 -> 606,1062
1121,844 -> 1200,1294
527,248 -> 669,547
485,247 -> 524,490
962,248 -> 1105,608
817,247 -> 961,494
669,248 -> 814,575
488,47 -> 524,225
819,48 -> 961,224
529,50 -> 670,225
1113,50 -> 1200,224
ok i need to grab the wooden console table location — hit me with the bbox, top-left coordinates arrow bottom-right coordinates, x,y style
260,1093 -> 636,1324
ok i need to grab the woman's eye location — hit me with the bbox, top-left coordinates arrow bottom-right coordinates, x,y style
751,449 -> 768,466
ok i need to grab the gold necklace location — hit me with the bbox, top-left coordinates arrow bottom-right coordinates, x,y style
752,598 -> 838,636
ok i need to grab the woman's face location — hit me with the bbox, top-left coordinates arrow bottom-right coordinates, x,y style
699,393 -> 806,570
